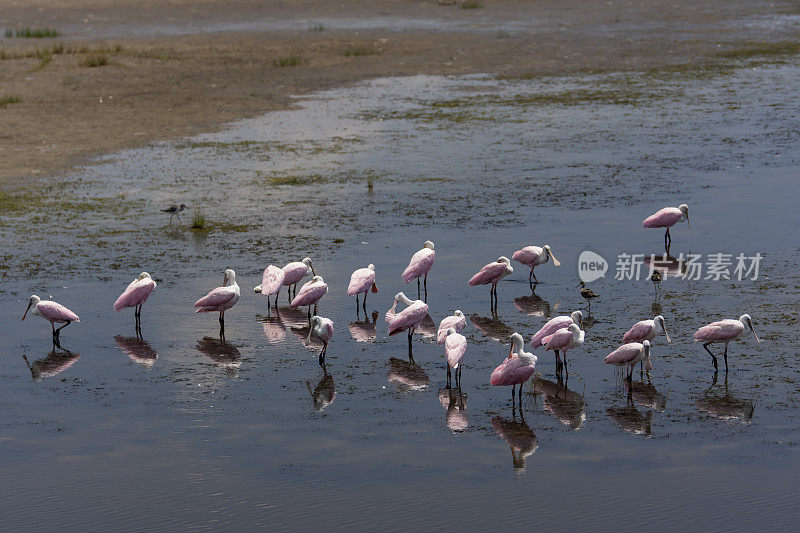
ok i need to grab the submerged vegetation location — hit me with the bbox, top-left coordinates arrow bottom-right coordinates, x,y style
190,211 -> 207,230
343,48 -> 381,57
716,41 -> 800,60
0,95 -> 21,108
460,1 -> 482,9
309,23 -> 326,32
82,54 -> 110,67
4,27 -> 60,38
273,56 -> 306,67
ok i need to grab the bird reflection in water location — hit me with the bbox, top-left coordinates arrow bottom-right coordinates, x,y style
491,415 -> 538,474
414,314 -> 437,341
257,314 -> 286,344
513,289 -> 552,319
387,357 -> 430,392
114,335 -> 158,369
438,388 -> 468,433
606,400 -> 653,437
697,372 -> 755,423
644,253 -> 686,279
534,376 -> 586,430
469,314 -> 514,342
349,310 -> 379,344
276,306 -> 309,329
196,336 -> 242,377
22,347 -> 81,381
626,379 -> 667,412
307,370 -> 336,412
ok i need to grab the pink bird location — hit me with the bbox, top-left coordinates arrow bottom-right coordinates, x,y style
643,204 -> 690,249
443,327 -> 467,389
437,310 -> 466,345
347,264 -> 378,316
468,256 -> 513,310
387,291 -> 429,357
694,314 -> 759,372
604,341 -> 652,380
22,294 -> 80,346
541,323 -> 585,376
194,269 -> 240,336
530,311 -> 583,349
307,315 -> 334,367
490,333 -> 537,407
623,315 -> 671,344
290,275 -> 328,321
253,265 -> 285,310
113,272 -> 156,329
281,257 -> 315,302
401,240 -> 435,300
512,244 -> 561,287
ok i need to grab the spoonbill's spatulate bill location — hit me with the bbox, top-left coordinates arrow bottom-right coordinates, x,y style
401,240 -> 435,300
490,332 -> 537,408
694,314 -> 759,372
194,269 -> 240,337
437,310 -> 466,345
541,323 -> 585,377
604,340 -> 652,381
387,291 -> 429,358
307,315 -> 334,367
22,295 -> 80,346
643,203 -> 689,249
511,244 -> 561,287
347,264 -> 377,316
443,327 -> 467,389
468,256 -> 513,312
113,272 -> 156,330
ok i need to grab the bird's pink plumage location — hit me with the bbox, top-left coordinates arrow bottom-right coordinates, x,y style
261,265 -> 285,296
530,316 -> 572,348
468,262 -> 507,286
401,249 -> 435,282
512,246 -> 543,267
437,314 -> 467,345
194,287 -> 238,312
604,343 -> 643,364
387,301 -> 429,335
37,301 -> 79,323
542,328 -> 573,351
282,262 -> 309,286
643,207 -> 682,228
693,320 -> 744,342
347,268 -> 375,296
113,278 -> 155,311
490,358 -> 535,386
623,320 -> 654,343
290,280 -> 327,307
444,333 -> 467,369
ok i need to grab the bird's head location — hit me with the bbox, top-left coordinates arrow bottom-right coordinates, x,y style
22,295 -> 41,321
679,204 -> 690,229
423,240 -> 435,250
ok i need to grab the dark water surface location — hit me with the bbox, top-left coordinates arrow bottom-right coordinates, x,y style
1,59 -> 799,530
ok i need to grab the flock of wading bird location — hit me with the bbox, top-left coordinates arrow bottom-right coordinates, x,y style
20,202 -> 760,409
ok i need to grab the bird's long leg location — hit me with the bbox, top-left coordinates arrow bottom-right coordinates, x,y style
529,269 -> 533,290
408,327 -> 415,363
512,384 -> 516,407
51,322 -> 57,344
554,350 -> 561,375
424,274 -> 428,302
363,291 -> 367,314
417,278 -> 421,300
177,214 -> 183,225
563,354 -> 569,375
724,343 -> 729,373
314,303 -> 318,315
518,382 -> 523,406
457,367 -> 461,389
219,310 -> 225,339
54,321 -> 71,344
447,365 -> 451,389
307,306 -> 312,325
355,294 -> 360,318
532,269 -> 539,284
319,343 -> 327,367
702,343 -> 718,370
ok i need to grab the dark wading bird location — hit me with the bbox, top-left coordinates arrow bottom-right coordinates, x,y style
577,281 -> 599,313
162,203 -> 187,225
650,269 -> 663,298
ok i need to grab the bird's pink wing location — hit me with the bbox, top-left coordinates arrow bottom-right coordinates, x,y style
623,321 -> 652,343
291,283 -> 327,307
490,359 -> 535,386
511,247 -> 541,267
468,262 -> 505,286
643,207 -> 682,228
694,320 -> 742,342
402,249 -> 435,282
437,315 -> 458,345
531,316 -> 570,347
347,268 -> 375,296
114,279 -> 155,311
195,287 -> 236,309
282,263 -> 307,285
37,301 -> 79,322
388,302 -> 429,335
543,328 -> 572,351
261,266 -> 285,296
604,344 -> 641,364
445,334 -> 467,368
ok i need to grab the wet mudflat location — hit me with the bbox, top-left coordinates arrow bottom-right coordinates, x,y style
1,53 -> 799,530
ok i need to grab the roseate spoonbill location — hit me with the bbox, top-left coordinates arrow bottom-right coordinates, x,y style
162,203 -> 187,225
387,291 -> 429,357
443,328 -> 467,389
693,314 -> 759,372
22,349 -> 80,381
401,240 -> 435,300
347,264 -> 378,316
490,332 -> 537,407
307,373 -> 335,412
194,269 -> 240,337
643,204 -> 689,249
437,310 -> 466,345
604,340 -> 652,381
468,256 -> 513,310
541,323 -> 585,376
115,335 -> 158,368
290,275 -> 328,321
577,281 -> 599,312
113,272 -> 156,330
650,269 -> 662,297
282,258 -> 315,301
623,315 -> 670,373
253,265 -> 285,311
512,244 -> 561,287
491,415 -> 538,473
307,315 -> 334,367
530,311 -> 583,349
22,295 -> 80,346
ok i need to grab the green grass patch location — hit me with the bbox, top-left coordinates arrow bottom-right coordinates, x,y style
190,211 -> 207,230
5,27 -> 60,38
344,48 -> 381,57
0,95 -> 21,108
273,56 -> 305,67
461,1 -> 482,8
82,54 -> 109,67
310,23 -> 326,32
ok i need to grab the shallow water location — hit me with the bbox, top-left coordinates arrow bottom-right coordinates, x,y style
1,55 -> 799,529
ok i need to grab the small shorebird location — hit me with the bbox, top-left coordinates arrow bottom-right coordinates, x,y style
577,281 -> 599,312
162,203 -> 187,225
650,269 -> 663,297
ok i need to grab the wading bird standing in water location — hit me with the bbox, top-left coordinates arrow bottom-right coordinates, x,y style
468,256 -> 513,313
22,295 -> 80,346
443,327 -> 467,389
113,272 -> 156,331
577,281 -> 599,312
194,269 -> 240,338
307,315 -> 334,367
490,332 -> 537,410
650,269 -> 663,298
402,241 -> 435,301
437,310 -> 466,345
643,204 -> 690,250
387,292 -> 429,359
162,203 -> 187,225
694,314 -> 759,372
541,323 -> 585,377
281,258 -> 315,302
290,275 -> 328,322
347,264 -> 378,317
253,265 -> 285,313
604,340 -> 652,382
512,244 -> 561,287
530,310 -> 583,374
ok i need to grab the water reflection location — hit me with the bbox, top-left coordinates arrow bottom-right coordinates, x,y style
387,357 -> 430,392
513,290 -> 552,318
697,372 -> 755,423
196,337 -> 242,376
606,400 -> 653,437
307,371 -> 336,412
491,415 -> 538,474
114,335 -> 158,369
260,315 -> 286,344
469,314 -> 513,342
349,310 -> 379,344
626,380 -> 667,412
276,306 -> 308,328
438,388 -> 468,433
643,253 -> 686,277
534,377 -> 586,430
415,314 -> 437,340
22,348 -> 81,381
